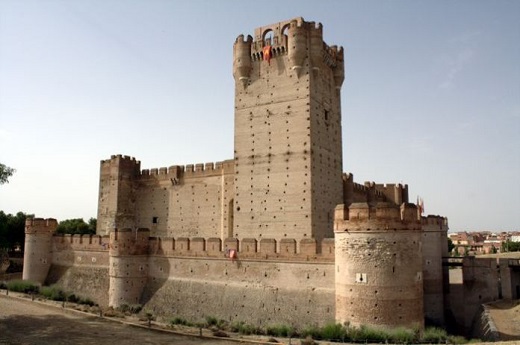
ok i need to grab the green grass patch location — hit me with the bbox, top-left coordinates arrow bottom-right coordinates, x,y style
40,285 -> 66,301
266,324 -> 296,337
117,303 -> 142,314
169,317 -> 193,327
6,279 -> 39,293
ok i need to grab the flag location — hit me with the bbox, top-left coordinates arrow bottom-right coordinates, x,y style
263,45 -> 272,65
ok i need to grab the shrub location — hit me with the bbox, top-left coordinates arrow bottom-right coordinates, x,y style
266,324 -> 295,337
6,280 -> 39,294
422,326 -> 448,343
348,325 -> 388,343
388,327 -> 417,343
79,297 -> 95,306
117,303 -> 141,314
320,323 -> 347,341
66,293 -> 79,303
229,321 -> 263,335
170,317 -> 192,326
40,286 -> 66,301
204,316 -> 227,329
301,324 -> 321,340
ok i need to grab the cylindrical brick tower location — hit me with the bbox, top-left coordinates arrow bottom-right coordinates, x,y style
334,202 -> 424,330
108,228 -> 149,307
22,218 -> 57,284
233,34 -> 253,88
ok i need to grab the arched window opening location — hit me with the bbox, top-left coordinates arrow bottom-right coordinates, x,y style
263,29 -> 274,47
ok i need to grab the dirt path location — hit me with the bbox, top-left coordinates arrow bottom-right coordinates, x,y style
0,295 -> 250,345
486,300 -> 520,341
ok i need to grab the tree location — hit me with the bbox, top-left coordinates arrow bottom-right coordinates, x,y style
56,218 -> 95,235
0,163 -> 15,184
502,240 -> 520,252
0,211 -> 32,251
447,238 -> 455,254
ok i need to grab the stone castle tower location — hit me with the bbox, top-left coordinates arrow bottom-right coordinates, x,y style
233,18 -> 345,243
22,218 -> 58,284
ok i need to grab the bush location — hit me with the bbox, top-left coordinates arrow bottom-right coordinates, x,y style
422,326 -> 448,343
301,324 -> 321,340
320,323 -> 347,341
387,327 -> 417,343
79,297 -> 95,306
40,286 -> 66,301
266,324 -> 295,337
117,303 -> 141,314
6,280 -> 39,294
170,317 -> 192,326
204,316 -> 227,329
229,321 -> 263,335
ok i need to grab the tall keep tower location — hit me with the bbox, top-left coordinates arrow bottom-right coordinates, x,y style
233,17 -> 345,243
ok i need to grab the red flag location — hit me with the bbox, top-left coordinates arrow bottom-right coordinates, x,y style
263,45 -> 272,65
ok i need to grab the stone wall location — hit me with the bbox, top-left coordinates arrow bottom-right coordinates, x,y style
142,256 -> 335,326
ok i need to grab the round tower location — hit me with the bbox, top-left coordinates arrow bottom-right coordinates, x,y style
23,218 -> 57,284
334,202 -> 424,330
233,34 -> 253,88
108,228 -> 150,307
309,22 -> 323,69
287,19 -> 307,72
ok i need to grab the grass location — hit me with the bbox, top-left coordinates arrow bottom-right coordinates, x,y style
117,303 -> 142,314
5,279 -> 39,294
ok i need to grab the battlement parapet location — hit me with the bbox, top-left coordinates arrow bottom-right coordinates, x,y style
334,202 -> 421,232
422,215 -> 449,230
100,154 -> 141,177
109,228 -> 150,256
53,234 -> 109,251
375,183 -> 409,205
25,218 -> 58,234
138,159 -> 234,182
147,236 -> 334,262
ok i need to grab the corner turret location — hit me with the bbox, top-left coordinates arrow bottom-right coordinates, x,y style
22,218 -> 58,284
334,203 -> 424,330
233,34 -> 253,88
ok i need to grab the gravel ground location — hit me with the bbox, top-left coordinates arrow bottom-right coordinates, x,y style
1,292 -> 519,345
0,294 -> 256,345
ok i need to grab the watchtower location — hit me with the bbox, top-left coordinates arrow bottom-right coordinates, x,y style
232,17 -> 345,243
334,202 -> 424,330
23,218 -> 58,284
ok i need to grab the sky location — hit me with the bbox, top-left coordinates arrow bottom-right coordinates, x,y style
0,0 -> 519,231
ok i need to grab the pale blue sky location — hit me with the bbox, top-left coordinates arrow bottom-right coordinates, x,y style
0,0 -> 518,231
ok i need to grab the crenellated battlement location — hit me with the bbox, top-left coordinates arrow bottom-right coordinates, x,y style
109,228 -> 150,256
53,234 -> 109,251
139,159 -> 234,181
25,218 -> 58,234
334,202 -> 421,232
422,215 -> 449,230
147,236 -> 335,262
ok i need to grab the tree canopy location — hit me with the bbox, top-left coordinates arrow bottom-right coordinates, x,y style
56,218 -> 96,235
0,163 -> 15,184
0,211 -> 32,251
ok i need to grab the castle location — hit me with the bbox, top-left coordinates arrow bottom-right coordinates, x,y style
22,18 -> 519,335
